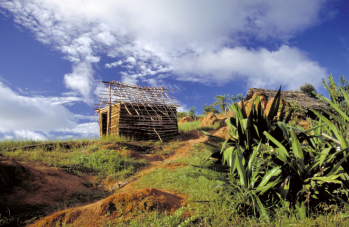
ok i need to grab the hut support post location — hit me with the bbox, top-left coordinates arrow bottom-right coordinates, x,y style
107,83 -> 111,135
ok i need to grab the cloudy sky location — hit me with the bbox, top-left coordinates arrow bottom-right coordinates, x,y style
0,0 -> 348,140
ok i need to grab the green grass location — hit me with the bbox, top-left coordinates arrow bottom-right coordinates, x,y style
0,135 -> 135,151
198,121 -> 220,131
111,144 -> 349,227
178,121 -> 221,133
0,135 -> 150,226
178,121 -> 202,132
0,136 -> 147,180
3,135 -> 349,226
69,148 -> 147,179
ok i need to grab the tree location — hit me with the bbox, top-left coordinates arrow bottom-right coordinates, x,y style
299,83 -> 317,99
213,94 -> 230,115
188,106 -> 196,119
202,104 -> 220,115
177,111 -> 188,119
229,93 -> 243,104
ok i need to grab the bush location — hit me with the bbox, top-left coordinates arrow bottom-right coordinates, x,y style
177,111 -> 188,119
299,83 -> 317,99
203,104 -> 219,115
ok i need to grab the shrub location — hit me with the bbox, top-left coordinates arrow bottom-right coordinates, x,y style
202,104 -> 219,115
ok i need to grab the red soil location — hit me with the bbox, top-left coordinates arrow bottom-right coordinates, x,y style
178,116 -> 195,124
0,157 -> 89,214
4,131 -> 209,226
29,188 -> 187,227
216,114 -> 228,119
213,126 -> 231,140
118,135 -> 209,192
199,112 -> 219,127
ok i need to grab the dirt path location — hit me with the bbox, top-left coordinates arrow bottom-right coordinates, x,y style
27,133 -> 212,227
109,134 -> 210,192
3,130 -> 216,227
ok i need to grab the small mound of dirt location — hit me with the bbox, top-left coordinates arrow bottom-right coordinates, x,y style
182,129 -> 206,140
235,94 -> 291,118
213,126 -> 231,140
216,114 -> 227,120
250,92 -> 268,110
226,110 -> 234,118
199,112 -> 219,127
0,157 -> 88,216
0,158 -> 30,194
219,119 -> 227,127
265,97 -> 290,116
29,188 -> 187,227
178,116 -> 195,124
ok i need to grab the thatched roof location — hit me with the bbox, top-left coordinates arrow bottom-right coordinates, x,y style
246,88 -> 329,112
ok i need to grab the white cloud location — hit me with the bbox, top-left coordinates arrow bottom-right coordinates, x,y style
63,62 -> 95,104
41,96 -> 83,106
0,0 -> 332,97
56,123 -> 99,136
14,130 -> 46,141
177,104 -> 189,113
0,81 -> 76,133
0,82 -> 100,139
3,135 -> 14,140
126,56 -> 136,65
173,45 -> 327,90
105,60 -> 122,69
121,74 -> 139,85
74,114 -> 95,121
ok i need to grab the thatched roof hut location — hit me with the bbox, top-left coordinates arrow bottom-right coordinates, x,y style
246,88 -> 329,115
94,81 -> 179,141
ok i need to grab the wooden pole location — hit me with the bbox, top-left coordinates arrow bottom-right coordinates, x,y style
107,83 -> 111,135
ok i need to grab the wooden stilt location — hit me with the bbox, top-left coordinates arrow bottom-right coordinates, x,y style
107,83 -> 111,135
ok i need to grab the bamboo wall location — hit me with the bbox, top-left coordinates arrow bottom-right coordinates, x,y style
98,103 -> 178,140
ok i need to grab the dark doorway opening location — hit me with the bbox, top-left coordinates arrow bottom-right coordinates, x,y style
102,113 -> 108,135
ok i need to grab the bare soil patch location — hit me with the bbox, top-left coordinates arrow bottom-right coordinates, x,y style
199,112 -> 219,127
2,133 -> 208,226
29,188 -> 187,227
0,157 -> 94,226
213,126 -> 231,140
178,116 -> 195,124
0,158 -> 89,210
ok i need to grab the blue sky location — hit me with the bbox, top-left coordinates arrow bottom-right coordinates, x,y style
0,0 -> 348,140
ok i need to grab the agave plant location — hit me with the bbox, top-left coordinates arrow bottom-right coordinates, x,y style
201,87 -> 295,217
265,127 -> 349,218
201,86 -> 349,219
203,87 -> 293,170
222,142 -> 284,220
312,87 -> 349,145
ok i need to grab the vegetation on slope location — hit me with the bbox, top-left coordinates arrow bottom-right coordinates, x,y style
3,76 -> 349,226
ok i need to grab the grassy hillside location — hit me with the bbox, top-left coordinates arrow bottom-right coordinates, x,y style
3,89 -> 349,226
1,126 -> 349,226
